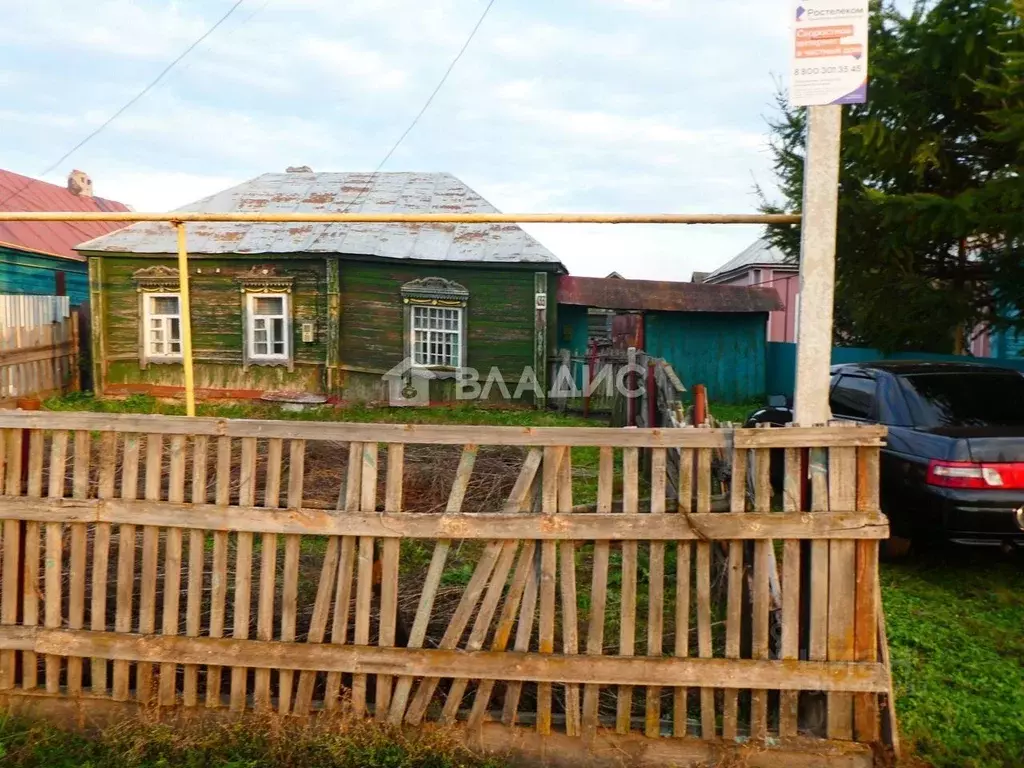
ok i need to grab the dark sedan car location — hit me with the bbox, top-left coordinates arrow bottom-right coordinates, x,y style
829,361 -> 1024,554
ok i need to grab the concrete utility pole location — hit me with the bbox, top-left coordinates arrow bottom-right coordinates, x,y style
793,105 -> 842,425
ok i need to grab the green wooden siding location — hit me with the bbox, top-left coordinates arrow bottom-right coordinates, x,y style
644,311 -> 768,404
339,262 -> 537,379
91,253 -> 548,400
98,256 -> 326,392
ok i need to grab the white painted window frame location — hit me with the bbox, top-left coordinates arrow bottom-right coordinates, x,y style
245,291 -> 291,364
409,304 -> 465,369
142,292 -> 183,362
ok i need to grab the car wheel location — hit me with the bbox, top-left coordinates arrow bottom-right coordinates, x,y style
880,534 -> 912,561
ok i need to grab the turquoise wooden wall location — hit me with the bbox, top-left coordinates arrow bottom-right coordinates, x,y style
0,246 -> 89,305
644,311 -> 768,404
557,304 -> 590,357
766,341 -> 1024,399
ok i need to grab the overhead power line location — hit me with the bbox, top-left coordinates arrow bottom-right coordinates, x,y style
1,0 -> 248,209
341,0 -> 498,213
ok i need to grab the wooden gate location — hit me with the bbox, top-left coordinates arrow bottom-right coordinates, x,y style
0,412 -> 890,767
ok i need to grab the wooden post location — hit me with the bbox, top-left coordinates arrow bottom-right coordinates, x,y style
584,342 -> 596,418
69,310 -> 80,393
627,346 -> 637,427
174,223 -> 196,417
534,272 -> 548,409
646,359 -> 656,428
87,257 -> 104,396
326,258 -> 341,394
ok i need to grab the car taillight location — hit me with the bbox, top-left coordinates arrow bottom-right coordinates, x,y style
927,460 -> 1024,490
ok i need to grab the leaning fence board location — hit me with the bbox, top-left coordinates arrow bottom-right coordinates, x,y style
254,437 -> 282,711
183,435 -> 208,707
467,538 -> 537,731
723,444 -> 746,740
673,446 -> 694,737
695,448 -> 715,738
582,446 -> 613,741
751,447 -> 772,740
293,537 -> 341,716
21,431 -> 44,691
352,442 -> 377,717
558,449 -> 581,737
780,448 -> 803,739
65,430 -> 89,695
375,443 -> 404,720
389,444 -> 477,726
229,438 -> 257,711
1,430 -> 22,690
854,447 -> 881,742
278,438 -> 304,715
158,435 -> 186,706
44,431 -> 67,694
645,448 -> 666,738
827,439 -> 858,740
536,446 -> 562,736
616,446 -> 639,734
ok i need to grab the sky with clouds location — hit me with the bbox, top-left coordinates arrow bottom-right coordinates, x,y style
0,0 -> 794,279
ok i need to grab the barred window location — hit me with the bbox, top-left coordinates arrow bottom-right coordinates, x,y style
411,305 -> 462,368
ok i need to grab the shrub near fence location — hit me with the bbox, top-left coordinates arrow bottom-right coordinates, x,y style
0,411 -> 890,767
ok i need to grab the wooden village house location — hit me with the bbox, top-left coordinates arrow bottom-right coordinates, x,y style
75,172 -> 566,403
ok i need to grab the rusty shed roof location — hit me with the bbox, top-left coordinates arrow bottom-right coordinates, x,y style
0,169 -> 130,262
556,275 -> 782,313
76,172 -> 564,268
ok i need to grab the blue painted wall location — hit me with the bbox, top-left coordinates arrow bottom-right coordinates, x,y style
0,246 -> 89,305
766,341 -> 1024,398
644,312 -> 768,404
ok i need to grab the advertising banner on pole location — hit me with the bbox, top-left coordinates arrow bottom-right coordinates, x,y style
790,0 -> 869,106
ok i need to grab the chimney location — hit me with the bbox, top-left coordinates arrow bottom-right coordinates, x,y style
286,165 -> 313,173
68,169 -> 93,197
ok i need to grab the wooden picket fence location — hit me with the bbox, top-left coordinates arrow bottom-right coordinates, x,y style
0,296 -> 79,406
0,411 -> 891,767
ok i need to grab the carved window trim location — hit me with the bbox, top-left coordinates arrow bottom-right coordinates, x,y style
133,266 -> 182,369
400,277 -> 468,372
238,266 -> 295,371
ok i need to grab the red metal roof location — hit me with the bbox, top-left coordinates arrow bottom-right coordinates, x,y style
0,169 -> 131,262
557,275 -> 783,313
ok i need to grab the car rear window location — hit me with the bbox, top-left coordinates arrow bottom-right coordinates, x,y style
899,372 -> 1024,427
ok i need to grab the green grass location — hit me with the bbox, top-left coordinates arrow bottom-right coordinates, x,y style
43,392 -> 599,428
709,401 -> 760,425
882,549 -> 1024,768
0,712 -> 505,768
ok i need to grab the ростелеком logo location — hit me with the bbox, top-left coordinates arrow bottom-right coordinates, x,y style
795,5 -> 806,21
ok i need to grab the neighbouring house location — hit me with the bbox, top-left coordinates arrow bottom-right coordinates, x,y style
556,275 -> 782,403
704,239 -> 799,343
75,171 -> 566,403
0,169 -> 131,305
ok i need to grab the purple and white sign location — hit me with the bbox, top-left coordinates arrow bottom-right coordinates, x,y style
790,0 -> 869,107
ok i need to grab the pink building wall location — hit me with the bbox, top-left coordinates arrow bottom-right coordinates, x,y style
716,268 -> 799,343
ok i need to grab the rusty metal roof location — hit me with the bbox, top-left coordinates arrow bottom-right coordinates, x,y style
76,172 -> 564,267
556,275 -> 783,313
0,169 -> 131,262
